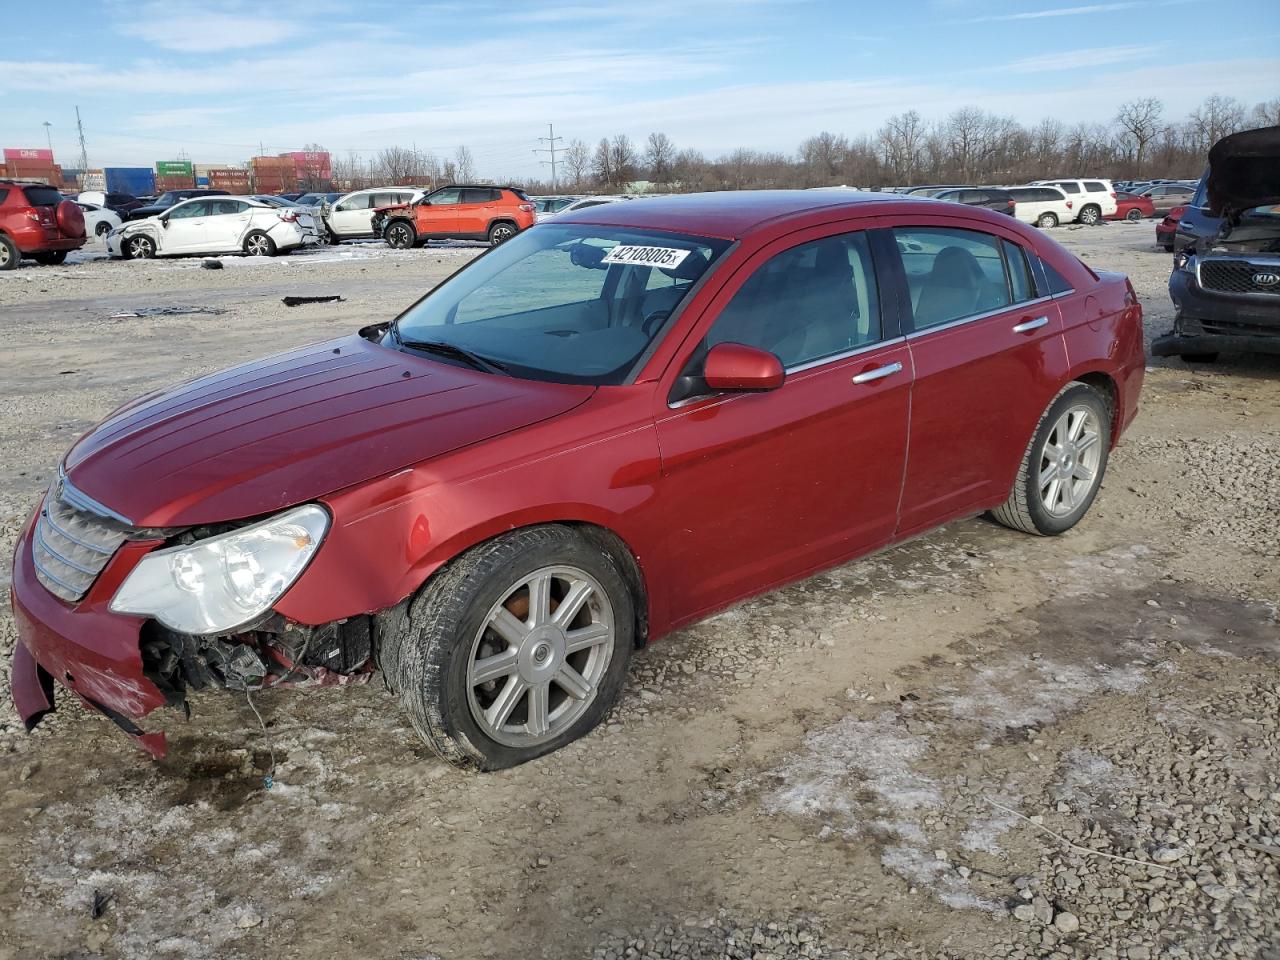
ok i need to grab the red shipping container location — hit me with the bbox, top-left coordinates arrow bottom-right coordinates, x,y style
4,147 -> 55,162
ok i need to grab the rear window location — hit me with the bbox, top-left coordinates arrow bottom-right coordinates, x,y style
23,186 -> 63,207
1040,259 -> 1074,295
512,188 -> 531,201
0,188 -> 8,205
1084,181 -> 1107,192
1053,182 -> 1081,194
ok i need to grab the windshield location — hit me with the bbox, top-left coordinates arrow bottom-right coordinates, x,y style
391,224 -> 730,385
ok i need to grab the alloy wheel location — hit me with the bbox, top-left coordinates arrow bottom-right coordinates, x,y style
246,235 -> 271,256
1038,404 -> 1102,517
1080,207 -> 1100,225
466,565 -> 614,748
0,244 -> 10,268
128,237 -> 154,258
491,225 -> 515,244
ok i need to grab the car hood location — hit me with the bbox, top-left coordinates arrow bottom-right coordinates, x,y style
1207,125 -> 1280,218
63,334 -> 594,528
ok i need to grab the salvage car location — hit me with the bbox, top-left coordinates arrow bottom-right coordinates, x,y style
1108,192 -> 1156,222
374,184 -> 536,248
76,201 -> 123,238
1152,125 -> 1280,361
0,180 -> 87,269
107,196 -> 324,259
11,190 -> 1145,768
324,186 -> 425,241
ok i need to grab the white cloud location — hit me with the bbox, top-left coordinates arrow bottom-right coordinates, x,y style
967,0 -> 1189,22
996,44 -> 1161,73
114,2 -> 298,51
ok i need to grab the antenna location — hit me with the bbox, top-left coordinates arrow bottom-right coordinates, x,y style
535,123 -> 563,190
75,107 -> 89,171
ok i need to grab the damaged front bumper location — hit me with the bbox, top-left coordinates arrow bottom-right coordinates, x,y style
1153,261 -> 1280,356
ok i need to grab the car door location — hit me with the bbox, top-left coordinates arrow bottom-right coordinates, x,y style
328,192 -> 373,237
204,199 -> 253,251
419,187 -> 462,235
889,221 -> 1070,537
654,223 -> 911,622
456,187 -> 499,236
159,200 -> 210,252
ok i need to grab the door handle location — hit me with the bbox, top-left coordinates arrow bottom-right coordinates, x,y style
851,361 -> 903,384
1012,316 -> 1049,333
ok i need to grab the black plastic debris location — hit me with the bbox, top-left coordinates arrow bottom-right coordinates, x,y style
201,259 -> 224,270
91,889 -> 114,919
282,295 -> 345,306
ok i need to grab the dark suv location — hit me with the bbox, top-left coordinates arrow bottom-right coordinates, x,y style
1152,125 -> 1280,362
127,188 -> 230,221
0,180 -> 87,269
933,187 -> 1017,216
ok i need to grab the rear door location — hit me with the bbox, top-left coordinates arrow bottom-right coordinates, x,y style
456,187 -> 499,236
206,199 -> 254,250
887,220 -> 1069,536
654,222 -> 911,622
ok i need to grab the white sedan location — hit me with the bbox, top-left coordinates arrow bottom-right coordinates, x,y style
77,202 -> 123,239
106,196 -> 324,259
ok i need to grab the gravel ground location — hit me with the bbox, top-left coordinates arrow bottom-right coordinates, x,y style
0,220 -> 1277,960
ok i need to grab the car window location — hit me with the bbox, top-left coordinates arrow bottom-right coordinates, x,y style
23,186 -> 64,207
428,188 -> 462,205
167,201 -> 209,219
211,199 -> 249,215
1054,182 -> 1081,194
461,188 -> 499,203
1040,259 -> 1073,295
893,227 -> 1013,330
336,193 -> 371,211
705,231 -> 881,369
0,189 -> 9,204
1003,240 -> 1036,303
1084,181 -> 1107,192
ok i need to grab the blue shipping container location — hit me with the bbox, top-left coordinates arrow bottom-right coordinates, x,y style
104,167 -> 156,197
196,176 -> 210,186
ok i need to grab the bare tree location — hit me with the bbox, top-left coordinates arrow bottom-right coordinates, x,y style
1188,95 -> 1248,153
454,145 -> 475,181
376,146 -> 420,184
798,131 -> 849,184
1114,98 -> 1164,175
592,138 -> 614,188
608,134 -> 637,188
878,110 -> 924,184
562,139 -> 591,188
644,132 -> 676,186
1252,97 -> 1280,127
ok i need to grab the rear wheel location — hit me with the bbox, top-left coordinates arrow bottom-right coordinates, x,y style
1125,208 -> 1143,222
125,235 -> 156,259
33,250 -> 67,266
488,221 -> 517,246
1078,204 -> 1101,225
0,235 -> 18,271
379,525 -> 634,770
990,382 -> 1111,536
1036,212 -> 1059,228
95,221 -> 113,237
385,220 -> 416,249
244,231 -> 276,257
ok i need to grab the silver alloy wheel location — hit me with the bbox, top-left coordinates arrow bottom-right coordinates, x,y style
1038,403 -> 1102,517
1037,213 -> 1057,228
490,224 -> 515,244
0,243 -> 10,268
128,236 -> 154,258
466,565 -> 614,748
387,223 -> 412,248
1079,206 -> 1100,225
246,234 -> 271,256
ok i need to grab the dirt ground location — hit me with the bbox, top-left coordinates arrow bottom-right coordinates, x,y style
0,221 -> 1276,960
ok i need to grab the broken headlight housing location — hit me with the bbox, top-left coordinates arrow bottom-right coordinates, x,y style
110,504 -> 329,635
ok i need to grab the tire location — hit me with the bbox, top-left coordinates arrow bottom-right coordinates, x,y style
33,250 -> 67,266
380,525 -> 634,770
488,221 -> 517,246
1179,352 -> 1218,364
1078,204 -> 1101,225
244,231 -> 276,257
385,220 -> 416,249
1162,243 -> 1174,253
989,382 -> 1111,537
125,235 -> 156,259
0,234 -> 18,271
96,221 -> 112,237
1125,208 -> 1143,222
1036,212 -> 1059,229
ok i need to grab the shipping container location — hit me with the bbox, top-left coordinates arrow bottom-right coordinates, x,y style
156,160 -> 194,177
155,174 -> 197,191
4,147 -> 55,163
285,151 -> 332,182
105,167 -> 156,197
81,170 -> 106,191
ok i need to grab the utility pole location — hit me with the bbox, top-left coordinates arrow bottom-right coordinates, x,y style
535,123 -> 563,190
42,121 -> 53,154
75,106 -> 89,171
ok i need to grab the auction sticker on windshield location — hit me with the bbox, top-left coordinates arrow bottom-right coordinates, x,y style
601,245 -> 691,268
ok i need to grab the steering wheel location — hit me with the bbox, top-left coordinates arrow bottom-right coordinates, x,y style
641,309 -> 672,335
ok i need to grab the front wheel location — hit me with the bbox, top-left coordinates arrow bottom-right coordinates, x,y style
1036,212 -> 1058,229
380,525 -> 634,770
0,235 -> 18,271
385,220 -> 416,249
990,383 -> 1111,536
1125,208 -> 1143,222
488,221 -> 517,246
1078,204 -> 1101,225
96,221 -> 113,237
125,235 -> 156,259
244,231 -> 276,257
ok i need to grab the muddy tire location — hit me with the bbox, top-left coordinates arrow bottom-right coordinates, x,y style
0,234 -> 18,271
379,525 -> 634,770
1036,212 -> 1058,229
487,221 -> 517,246
244,231 -> 276,257
385,220 -> 416,250
990,382 -> 1111,537
33,250 -> 67,266
1078,204 -> 1101,225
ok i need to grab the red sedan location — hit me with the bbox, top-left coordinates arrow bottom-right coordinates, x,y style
1108,191 -> 1156,222
1156,204 -> 1187,251
11,191 -> 1145,769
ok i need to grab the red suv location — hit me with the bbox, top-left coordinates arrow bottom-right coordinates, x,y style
11,192 -> 1144,769
374,184 -> 535,247
0,181 -> 87,269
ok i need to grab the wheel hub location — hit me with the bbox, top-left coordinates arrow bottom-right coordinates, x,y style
517,625 -> 566,684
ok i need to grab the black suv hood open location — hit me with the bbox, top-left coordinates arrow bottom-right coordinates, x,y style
1207,125 -> 1280,219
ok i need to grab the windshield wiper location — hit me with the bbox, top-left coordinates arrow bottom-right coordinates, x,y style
394,334 -> 508,375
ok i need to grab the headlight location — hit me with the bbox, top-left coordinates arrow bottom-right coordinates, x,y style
1173,251 -> 1194,273
110,504 -> 329,635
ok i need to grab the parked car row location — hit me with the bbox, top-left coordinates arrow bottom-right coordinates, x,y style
928,179 -> 1122,228
105,196 -> 325,259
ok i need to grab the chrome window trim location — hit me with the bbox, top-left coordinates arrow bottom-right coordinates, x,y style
903,293 -> 1060,340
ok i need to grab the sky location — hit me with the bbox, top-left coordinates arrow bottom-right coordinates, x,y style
3,0 -> 1277,180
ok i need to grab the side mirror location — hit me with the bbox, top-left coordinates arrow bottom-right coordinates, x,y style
703,342 -> 785,392
159,216 -> 169,227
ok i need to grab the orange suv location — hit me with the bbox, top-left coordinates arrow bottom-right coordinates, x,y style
374,184 -> 535,248
0,180 -> 87,270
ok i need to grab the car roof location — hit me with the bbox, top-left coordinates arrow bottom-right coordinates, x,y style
553,189 -> 927,239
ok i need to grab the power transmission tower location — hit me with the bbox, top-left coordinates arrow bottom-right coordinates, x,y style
535,123 -> 563,189
43,121 -> 53,153
75,106 -> 89,171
